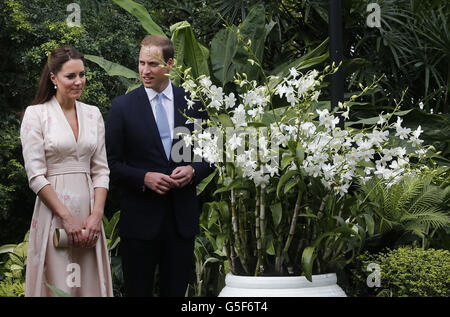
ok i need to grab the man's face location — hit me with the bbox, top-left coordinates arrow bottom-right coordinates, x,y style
138,45 -> 173,92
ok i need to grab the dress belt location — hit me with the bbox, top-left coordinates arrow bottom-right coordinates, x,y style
46,161 -> 90,176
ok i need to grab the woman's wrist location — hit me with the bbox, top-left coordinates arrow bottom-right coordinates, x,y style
59,210 -> 72,221
91,209 -> 104,219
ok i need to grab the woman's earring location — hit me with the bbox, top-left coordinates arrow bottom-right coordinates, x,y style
54,85 -> 57,90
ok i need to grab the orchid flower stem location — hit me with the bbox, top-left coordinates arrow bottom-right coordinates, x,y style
278,190 -> 302,273
259,187 -> 266,272
254,186 -> 262,276
231,188 -> 249,274
238,197 -> 249,272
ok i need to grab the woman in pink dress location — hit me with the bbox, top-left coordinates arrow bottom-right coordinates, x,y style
20,45 -> 113,296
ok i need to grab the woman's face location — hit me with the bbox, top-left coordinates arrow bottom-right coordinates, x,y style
51,59 -> 86,101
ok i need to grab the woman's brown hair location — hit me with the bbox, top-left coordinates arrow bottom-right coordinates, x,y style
31,45 -> 84,105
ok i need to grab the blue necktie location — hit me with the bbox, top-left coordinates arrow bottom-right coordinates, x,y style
154,93 -> 172,159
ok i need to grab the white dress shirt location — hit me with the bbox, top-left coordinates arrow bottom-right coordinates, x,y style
144,81 -> 174,140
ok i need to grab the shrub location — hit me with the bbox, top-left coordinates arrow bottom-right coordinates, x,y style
0,278 -> 25,297
350,247 -> 450,297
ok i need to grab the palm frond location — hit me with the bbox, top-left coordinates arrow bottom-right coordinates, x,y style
409,186 -> 446,214
401,208 -> 450,229
358,171 -> 450,241
402,222 -> 426,238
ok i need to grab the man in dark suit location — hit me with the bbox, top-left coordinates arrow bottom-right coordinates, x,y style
105,35 -> 213,296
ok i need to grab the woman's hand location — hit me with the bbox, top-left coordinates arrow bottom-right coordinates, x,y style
82,212 -> 103,248
61,213 -> 85,248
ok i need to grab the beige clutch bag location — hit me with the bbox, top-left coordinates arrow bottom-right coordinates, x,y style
53,228 -> 91,248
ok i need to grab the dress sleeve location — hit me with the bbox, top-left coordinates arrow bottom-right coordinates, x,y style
90,108 -> 110,190
20,106 -> 51,194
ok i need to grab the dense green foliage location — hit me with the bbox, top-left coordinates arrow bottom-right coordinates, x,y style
0,0 -> 150,243
356,167 -> 450,251
0,232 -> 27,297
0,279 -> 25,297
350,247 -> 450,297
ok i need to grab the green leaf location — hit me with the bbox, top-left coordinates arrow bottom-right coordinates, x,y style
225,162 -> 235,177
23,230 -> 30,242
266,239 -> 275,256
217,201 -> 230,222
204,257 -> 220,265
112,0 -> 165,35
270,202 -> 283,228
301,246 -> 315,282
213,185 -> 231,196
232,3 -> 266,81
287,140 -> 297,153
45,283 -> 71,297
85,55 -> 139,80
211,27 -> 238,85
296,143 -> 305,164
281,155 -> 294,170
207,208 -> 219,229
0,244 -> 16,254
126,82 -> 142,94
104,211 -> 121,238
346,109 -> 413,127
197,169 -> 218,196
170,21 -> 210,79
247,122 -> 268,128
270,38 -> 329,89
12,242 -> 27,259
363,213 -> 375,236
284,178 -> 298,195
215,234 -> 226,251
217,113 -> 235,128
9,264 -> 23,271
109,237 -> 121,251
298,213 -> 319,219
394,110 -> 414,116
9,253 -> 24,266
202,230 -> 216,248
276,170 -> 298,198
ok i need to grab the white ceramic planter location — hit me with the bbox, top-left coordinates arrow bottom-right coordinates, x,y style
218,273 -> 346,297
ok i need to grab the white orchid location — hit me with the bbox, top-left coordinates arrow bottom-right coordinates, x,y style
199,77 -> 212,89
289,67 -> 299,78
377,112 -> 386,126
224,92 -> 236,109
176,66 -> 428,199
227,133 -> 243,151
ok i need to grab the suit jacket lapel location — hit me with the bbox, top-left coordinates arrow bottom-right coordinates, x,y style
172,84 -> 187,131
137,85 -> 167,160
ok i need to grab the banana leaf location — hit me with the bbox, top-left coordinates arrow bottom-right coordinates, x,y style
85,55 -> 139,80
210,27 -> 238,85
210,3 -> 266,85
269,38 -> 330,90
231,3 -> 266,82
112,0 -> 165,36
170,21 -> 210,82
